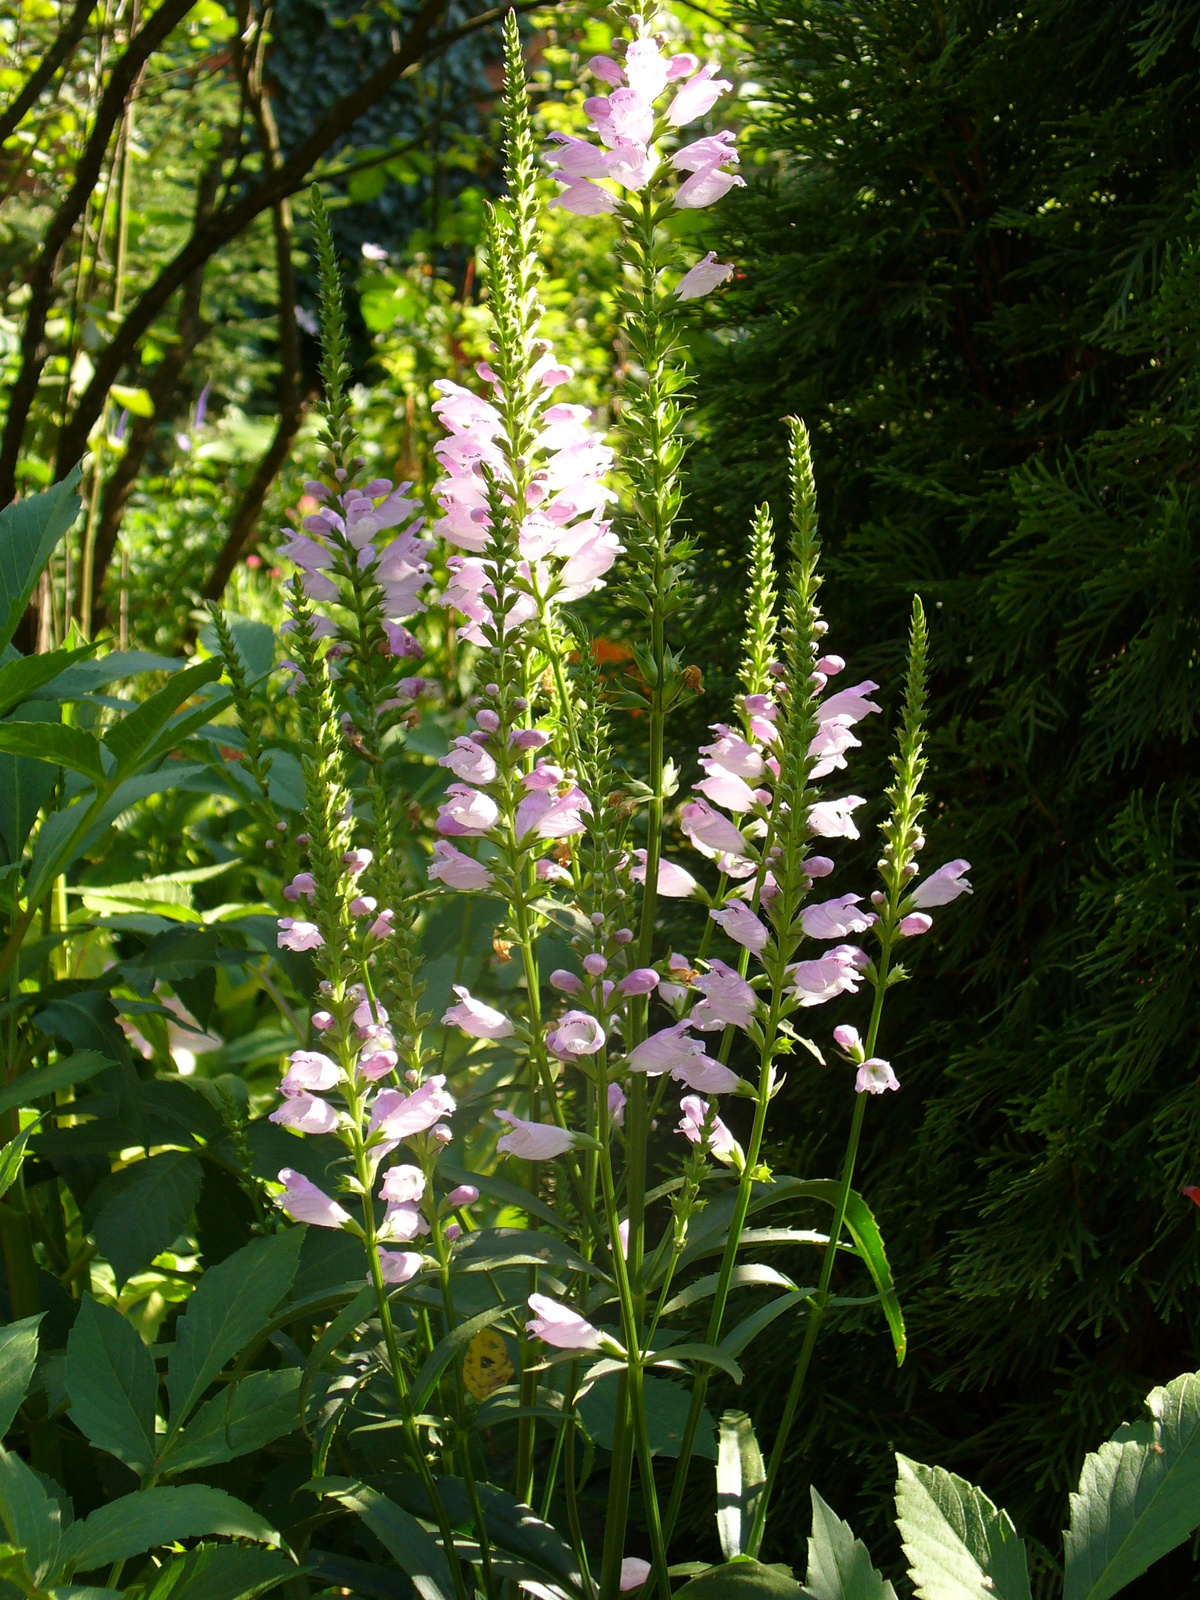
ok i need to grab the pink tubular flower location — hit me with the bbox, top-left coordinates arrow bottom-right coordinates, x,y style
805,856 -> 836,879
496,1110 -> 577,1160
608,1080 -> 627,1128
283,872 -> 315,902
690,959 -> 758,1031
701,727 -> 765,781
696,764 -> 759,814
439,736 -> 498,785
676,1095 -> 737,1159
672,131 -> 745,210
378,1250 -> 422,1285
807,796 -> 867,839
368,909 -> 395,940
833,1024 -> 863,1056
549,969 -> 584,996
526,1292 -> 603,1351
280,1050 -> 339,1095
898,912 -> 933,937
909,860 -> 973,908
800,894 -> 872,940
673,1053 -> 740,1093
617,967 -> 660,996
677,251 -> 735,301
275,1168 -> 351,1229
515,782 -> 591,841
681,799 -> 751,860
270,1094 -> 338,1135
546,1010 -> 606,1059
370,1077 -> 455,1141
630,850 -> 699,898
820,680 -> 881,725
437,784 -> 499,837
620,1559 -> 652,1593
442,985 -> 515,1040
628,1022 -> 707,1077
380,1164 -> 425,1203
358,1050 -> 397,1082
380,1202 -> 429,1242
668,62 -> 733,126
550,176 -> 620,215
428,840 -> 492,891
446,1184 -> 479,1207
856,1058 -> 899,1095
277,918 -> 324,952
343,848 -> 373,875
808,717 -> 862,779
709,900 -> 769,953
790,947 -> 867,1008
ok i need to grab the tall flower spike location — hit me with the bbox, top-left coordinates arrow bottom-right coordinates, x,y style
740,503 -> 778,699
310,187 -> 355,474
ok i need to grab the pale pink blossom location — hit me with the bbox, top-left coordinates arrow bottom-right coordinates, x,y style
808,717 -> 862,778
515,784 -> 591,841
370,1077 -> 456,1140
620,1559 -> 652,1593
668,62 -> 733,126
819,680 -> 881,725
833,1024 -> 863,1055
681,799 -> 750,859
439,736 -> 498,785
630,850 -> 699,898
617,967 -> 660,996
677,251 -> 735,300
358,1050 -> 397,1082
700,727 -> 765,780
496,1111 -> 577,1160
807,796 -> 867,839
588,53 -> 623,86
550,969 -> 584,995
526,1293 -> 602,1351
856,1058 -> 899,1095
378,1250 -> 422,1284
709,900 -> 769,953
551,177 -> 619,215
380,1165 -> 426,1203
898,912 -> 933,937
437,784 -> 499,837
428,841 -> 492,891
909,860 -> 972,908
790,947 -> 866,1007
696,763 -> 759,813
676,1095 -> 737,1159
343,848 -> 373,875
275,1168 -> 351,1229
446,1184 -> 479,1206
283,872 -> 315,901
442,985 -> 515,1040
270,1094 -> 338,1135
608,1081 -> 627,1128
800,894 -> 872,940
805,856 -> 836,879
624,37 -> 669,101
368,909 -> 394,940
277,918 -> 324,952
546,1010 -> 606,1059
380,1202 -> 429,1242
628,1021 -> 706,1076
690,959 -> 758,1031
280,1050 -> 339,1095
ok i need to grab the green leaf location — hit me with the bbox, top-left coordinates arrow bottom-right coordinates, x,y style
84,1152 -> 203,1289
0,1445 -> 63,1585
1063,1369 -> 1200,1600
127,1545 -> 296,1600
576,1373 -> 718,1460
661,1265 -> 797,1317
0,1315 -> 42,1438
0,1052 -> 112,1118
300,1284 -> 375,1421
439,1163 -> 562,1230
649,1341 -> 744,1386
102,659 -> 223,778
449,1227 -> 604,1279
167,1228 -> 305,1428
719,1291 -> 814,1360
0,708 -> 58,864
318,1480 -> 455,1600
65,1296 -> 157,1475
0,1117 -> 42,1201
0,721 -> 105,781
61,1486 -> 282,1573
673,1558 -> 805,1600
412,1303 -> 518,1412
0,647 -> 96,719
895,1455 -> 1031,1600
718,1412 -> 765,1561
0,469 -> 82,656
807,1487 -> 897,1600
157,1370 -> 301,1474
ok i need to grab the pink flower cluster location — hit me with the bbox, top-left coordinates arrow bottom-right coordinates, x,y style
432,371 -> 619,647
277,847 -> 394,950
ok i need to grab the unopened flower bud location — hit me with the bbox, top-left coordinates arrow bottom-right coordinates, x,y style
613,928 -> 633,945
870,890 -> 885,905
406,1069 -> 420,1084
447,1185 -> 479,1207
485,683 -> 500,697
477,709 -> 500,732
583,954 -> 608,976
590,912 -> 605,927
513,696 -> 529,711
432,1123 -> 453,1145
443,1221 -> 462,1241
312,1010 -> 335,1032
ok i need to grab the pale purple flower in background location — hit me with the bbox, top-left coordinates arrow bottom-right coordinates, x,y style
856,1058 -> 899,1095
380,1165 -> 425,1203
275,1168 -> 351,1229
676,1094 -> 737,1158
446,1184 -> 479,1207
547,1010 -> 606,1059
691,959 -> 757,1031
283,872 -> 315,902
442,985 -> 515,1040
270,1093 -> 338,1135
800,893 -> 872,940
515,783 -> 591,841
668,62 -> 733,125
380,1202 -> 429,1242
808,717 -> 862,779
807,796 -> 866,839
350,895 -> 377,917
550,969 -> 584,996
805,856 -> 836,879
673,1054 -> 740,1093
280,1050 -> 339,1095
496,1110 -> 577,1160
428,841 -> 492,891
278,918 -> 324,952
909,860 -> 973,907
898,912 -> 933,937
583,953 -> 608,976
378,1250 -> 422,1284
677,252 -> 734,301
370,1077 -> 455,1140
701,726 -> 765,780
608,1081 -> 627,1128
630,850 -> 699,898
357,1050 -> 397,1082
368,909 -> 394,940
620,1559 -> 652,1593
343,848 -> 373,875
696,763 -> 759,813
709,899 -> 769,953
526,1293 -> 602,1351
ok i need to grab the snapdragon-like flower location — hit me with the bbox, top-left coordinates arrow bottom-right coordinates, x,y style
898,912 -> 933,937
275,1168 -> 352,1229
427,840 -> 492,891
681,799 -> 751,861
909,859 -> 973,907
380,1164 -> 426,1203
369,1077 -> 455,1141
800,893 -> 873,940
280,1050 -> 340,1095
690,959 -> 758,1031
807,796 -> 867,839
856,1058 -> 899,1095
526,1292 -> 603,1351
378,1250 -> 423,1284
709,899 -> 769,953
442,985 -> 515,1040
676,1094 -> 737,1159
277,918 -> 324,952
546,1010 -> 606,1060
677,251 -> 735,301
789,947 -> 867,1007
630,850 -> 699,898
439,735 -> 498,785
437,784 -> 500,837
270,1093 -> 339,1134
496,1110 -> 577,1160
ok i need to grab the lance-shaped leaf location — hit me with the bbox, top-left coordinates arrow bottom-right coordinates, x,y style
102,658 -> 223,779
0,1118 -> 43,1203
411,1303 -> 519,1412
157,1370 -> 301,1475
895,1455 -> 1031,1600
807,1487 -> 897,1600
673,1559 -> 805,1600
133,1545 -> 297,1600
0,646 -> 96,720
0,1052 -> 111,1120
0,722 -> 106,782
65,1296 -> 157,1476
717,1411 -> 765,1560
0,1447 -> 63,1585
1063,1368 -> 1200,1600
0,469 -> 82,655
60,1486 -> 282,1573
84,1151 -> 204,1290
0,1316 -> 42,1439
318,1480 -> 455,1600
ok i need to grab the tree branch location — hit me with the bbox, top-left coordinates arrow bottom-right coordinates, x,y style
0,0 -> 197,510
0,0 -> 94,150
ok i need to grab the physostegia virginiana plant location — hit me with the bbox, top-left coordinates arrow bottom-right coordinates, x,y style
211,12 -> 972,1597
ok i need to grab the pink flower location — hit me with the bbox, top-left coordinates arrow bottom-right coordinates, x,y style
667,62 -> 733,126
624,37 -> 669,101
676,1095 -> 737,1159
620,1559 -> 652,1593
439,736 -> 498,785
681,799 -> 750,859
446,1184 -> 479,1206
312,1010 -> 335,1032
350,896 -> 377,917
277,918 -> 324,952
807,796 -> 867,839
671,133 -> 743,209
368,909 -> 395,940
630,850 -> 699,898
270,1094 -> 338,1134
709,900 -> 769,953
608,1081 -> 627,1128
496,1110 -> 577,1160
677,251 -> 735,301
805,856 -> 836,879
800,894 -> 872,940
343,848 -> 373,875
617,968 -> 660,996
701,727 -> 765,780
819,680 -> 881,725
370,1077 -> 456,1140
588,53 -> 624,85
378,1250 -> 422,1284
280,1050 -> 339,1095
909,860 -> 973,908
808,718 -> 861,779
275,1168 -> 351,1229
551,177 -> 619,215
673,1054 -> 740,1093
856,1058 -> 899,1095
628,1022 -> 706,1077
833,1024 -> 863,1056
358,1050 -> 397,1082
696,764 -> 759,813
546,1010 -> 606,1059
898,912 -> 933,937
380,1202 -> 429,1242
547,131 -> 617,179
380,1164 -> 426,1203
789,948 -> 866,1007
583,953 -> 608,977
690,959 -> 758,1031
428,841 -> 492,891
283,872 -> 315,902
442,985 -> 515,1040
526,1292 -> 602,1351
437,784 -> 500,837
515,784 -> 591,841
550,969 -> 584,996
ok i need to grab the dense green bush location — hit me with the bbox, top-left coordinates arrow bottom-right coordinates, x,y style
685,0 -> 1200,1576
